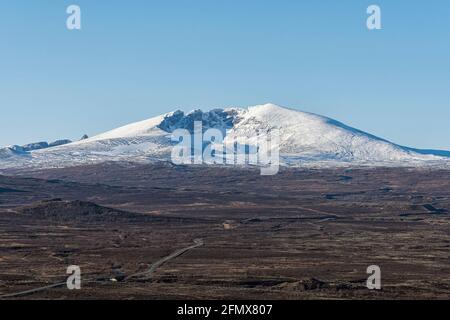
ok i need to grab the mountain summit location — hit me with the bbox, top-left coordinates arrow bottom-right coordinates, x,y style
1,103 -> 449,171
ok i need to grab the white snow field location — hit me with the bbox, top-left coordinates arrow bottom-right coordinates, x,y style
1,103 -> 449,171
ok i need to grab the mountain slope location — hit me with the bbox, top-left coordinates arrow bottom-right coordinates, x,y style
1,103 -> 449,171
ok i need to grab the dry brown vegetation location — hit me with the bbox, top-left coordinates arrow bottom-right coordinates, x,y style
0,163 -> 449,299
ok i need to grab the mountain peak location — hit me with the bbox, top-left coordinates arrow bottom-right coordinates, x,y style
250,103 -> 286,111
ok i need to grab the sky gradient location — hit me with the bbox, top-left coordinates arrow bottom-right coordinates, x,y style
1,0 -> 449,150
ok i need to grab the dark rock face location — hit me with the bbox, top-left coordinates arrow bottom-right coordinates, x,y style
1,139 -> 73,157
9,145 -> 26,153
48,139 -> 72,148
80,134 -> 89,140
157,109 -> 236,134
22,142 -> 49,151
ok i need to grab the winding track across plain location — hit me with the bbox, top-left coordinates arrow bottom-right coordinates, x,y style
0,238 -> 204,299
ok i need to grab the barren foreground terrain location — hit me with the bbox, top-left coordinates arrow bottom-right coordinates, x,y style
0,163 -> 449,299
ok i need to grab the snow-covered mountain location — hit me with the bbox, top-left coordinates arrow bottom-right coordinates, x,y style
1,103 -> 449,171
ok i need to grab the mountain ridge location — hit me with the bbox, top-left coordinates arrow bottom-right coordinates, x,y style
1,103 -> 449,171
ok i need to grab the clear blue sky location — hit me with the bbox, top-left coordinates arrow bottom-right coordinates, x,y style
1,0 -> 449,150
